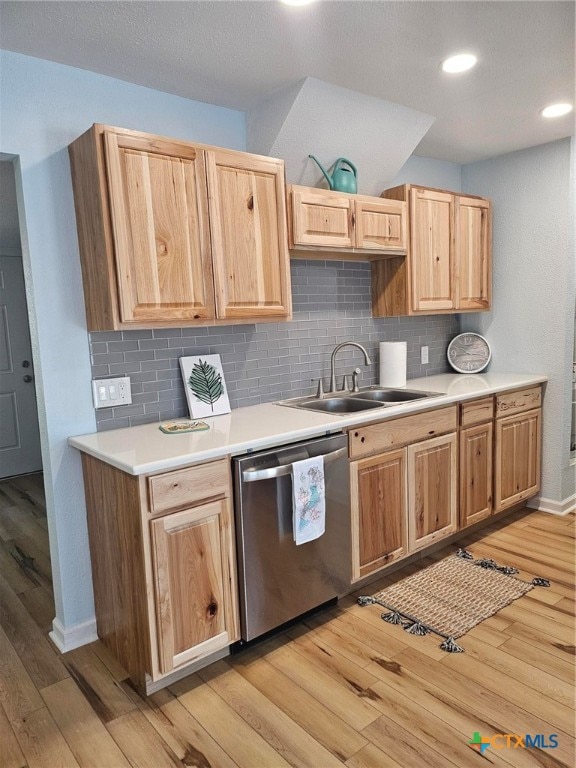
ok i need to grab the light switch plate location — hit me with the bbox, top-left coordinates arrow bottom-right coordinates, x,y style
92,376 -> 132,409
420,346 -> 429,365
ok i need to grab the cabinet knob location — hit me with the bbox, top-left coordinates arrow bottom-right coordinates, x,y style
23,375 -> 33,383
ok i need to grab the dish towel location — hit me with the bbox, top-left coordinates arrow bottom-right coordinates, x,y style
292,455 -> 326,545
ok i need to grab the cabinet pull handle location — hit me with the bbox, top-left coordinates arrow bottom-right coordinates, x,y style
242,446 -> 348,482
247,194 -> 254,211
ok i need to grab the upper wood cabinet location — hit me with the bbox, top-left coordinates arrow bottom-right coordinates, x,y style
288,185 -> 406,256
69,125 -> 291,330
410,188 -> 454,312
372,184 -> 491,316
455,195 -> 491,311
104,131 -> 214,324
207,151 -> 292,319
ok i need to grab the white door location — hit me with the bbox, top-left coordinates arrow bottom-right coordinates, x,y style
0,256 -> 42,478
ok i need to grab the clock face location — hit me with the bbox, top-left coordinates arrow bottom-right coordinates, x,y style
447,333 -> 491,373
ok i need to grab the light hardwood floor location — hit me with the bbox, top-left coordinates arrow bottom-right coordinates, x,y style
0,472 -> 574,768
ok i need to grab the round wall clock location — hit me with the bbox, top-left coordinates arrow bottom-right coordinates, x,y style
447,333 -> 492,373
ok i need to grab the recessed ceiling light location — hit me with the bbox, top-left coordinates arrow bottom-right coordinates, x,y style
280,0 -> 316,6
442,53 -> 478,74
541,103 -> 573,118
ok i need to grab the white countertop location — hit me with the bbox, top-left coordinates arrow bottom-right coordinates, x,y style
69,373 -> 547,476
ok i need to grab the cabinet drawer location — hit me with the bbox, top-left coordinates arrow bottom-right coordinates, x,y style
460,397 -> 494,427
496,386 -> 541,418
349,406 -> 457,460
148,459 -> 230,515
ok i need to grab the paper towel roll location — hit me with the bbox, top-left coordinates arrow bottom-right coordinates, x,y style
379,342 -> 407,388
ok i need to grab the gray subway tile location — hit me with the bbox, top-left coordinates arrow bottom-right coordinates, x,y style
107,340 -> 139,352
93,259 -> 455,431
109,362 -> 144,375
122,330 -> 153,340
91,352 -> 124,366
89,331 -> 121,342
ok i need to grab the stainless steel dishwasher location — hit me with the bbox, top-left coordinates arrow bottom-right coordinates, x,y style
233,433 -> 350,642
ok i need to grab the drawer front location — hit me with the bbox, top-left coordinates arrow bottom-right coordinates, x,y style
349,406 -> 457,460
460,397 -> 494,427
496,386 -> 541,418
148,459 -> 230,515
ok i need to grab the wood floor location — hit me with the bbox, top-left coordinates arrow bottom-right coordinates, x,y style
0,472 -> 574,768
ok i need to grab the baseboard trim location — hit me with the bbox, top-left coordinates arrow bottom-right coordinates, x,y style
144,646 -> 230,695
528,494 -> 576,516
49,617 -> 98,653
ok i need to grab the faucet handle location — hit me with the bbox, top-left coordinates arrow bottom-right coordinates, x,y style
314,378 -> 325,398
339,374 -> 351,392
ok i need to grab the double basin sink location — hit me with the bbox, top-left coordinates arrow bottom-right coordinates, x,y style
277,386 -> 441,414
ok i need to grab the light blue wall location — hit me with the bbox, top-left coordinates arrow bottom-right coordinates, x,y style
462,138 -> 575,506
391,154 -> 462,191
0,50 -> 245,633
0,49 -> 479,637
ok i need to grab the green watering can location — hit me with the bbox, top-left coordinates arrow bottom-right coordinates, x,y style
308,155 -> 358,194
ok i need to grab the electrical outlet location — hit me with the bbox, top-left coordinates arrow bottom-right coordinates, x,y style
420,346 -> 429,365
92,376 -> 132,409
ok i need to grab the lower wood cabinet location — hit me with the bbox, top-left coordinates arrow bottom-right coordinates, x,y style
150,498 -> 237,675
349,386 -> 543,583
351,448 -> 408,580
459,420 -> 493,527
80,453 -> 239,693
494,408 -> 541,512
407,433 -> 458,552
459,396 -> 494,528
350,429 -> 457,581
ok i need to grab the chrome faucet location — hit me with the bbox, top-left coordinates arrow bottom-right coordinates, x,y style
329,342 -> 372,393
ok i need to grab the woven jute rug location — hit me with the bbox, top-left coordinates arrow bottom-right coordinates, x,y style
358,549 -> 550,653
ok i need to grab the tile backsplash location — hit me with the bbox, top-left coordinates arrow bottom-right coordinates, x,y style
90,260 -> 458,430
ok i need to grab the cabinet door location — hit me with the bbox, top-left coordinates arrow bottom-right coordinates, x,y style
354,199 -> 406,251
455,196 -> 491,310
460,422 -> 493,528
408,433 -> 457,551
290,187 -> 354,248
206,151 -> 291,319
150,499 -> 239,674
104,131 -> 215,323
351,449 -> 408,581
494,409 -> 541,512
410,188 -> 454,312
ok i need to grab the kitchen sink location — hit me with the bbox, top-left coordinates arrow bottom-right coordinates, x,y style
276,386 -> 441,414
297,397 -> 384,414
349,388 -> 432,403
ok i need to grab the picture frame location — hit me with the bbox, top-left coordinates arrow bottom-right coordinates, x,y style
179,354 -> 231,418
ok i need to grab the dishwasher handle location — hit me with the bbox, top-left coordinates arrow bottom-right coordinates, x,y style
241,446 -> 348,483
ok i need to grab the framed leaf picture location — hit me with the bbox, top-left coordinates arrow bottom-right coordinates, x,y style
179,355 -> 231,418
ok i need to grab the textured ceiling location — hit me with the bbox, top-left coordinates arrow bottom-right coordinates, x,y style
0,0 -> 574,163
